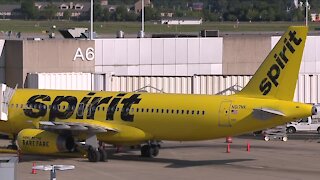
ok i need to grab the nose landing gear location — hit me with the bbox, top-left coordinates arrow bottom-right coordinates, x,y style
141,141 -> 160,158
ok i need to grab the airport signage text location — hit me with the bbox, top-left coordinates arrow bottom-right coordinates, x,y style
73,47 -> 95,61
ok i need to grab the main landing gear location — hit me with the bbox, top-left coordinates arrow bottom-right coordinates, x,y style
87,146 -> 108,162
85,134 -> 108,162
140,141 -> 160,158
7,135 -> 18,150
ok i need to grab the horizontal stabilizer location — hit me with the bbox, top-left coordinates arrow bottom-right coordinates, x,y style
253,108 -> 285,116
253,108 -> 285,120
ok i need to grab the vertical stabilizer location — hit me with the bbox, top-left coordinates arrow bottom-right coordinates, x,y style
237,26 -> 308,101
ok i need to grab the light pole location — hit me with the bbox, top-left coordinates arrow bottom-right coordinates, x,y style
142,0 -> 144,32
305,0 -> 310,26
90,0 -> 93,40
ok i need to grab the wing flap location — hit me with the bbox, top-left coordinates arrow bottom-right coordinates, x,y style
39,121 -> 118,133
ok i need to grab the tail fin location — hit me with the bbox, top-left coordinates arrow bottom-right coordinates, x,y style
237,26 -> 308,101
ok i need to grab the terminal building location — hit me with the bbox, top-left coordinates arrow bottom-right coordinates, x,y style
0,33 -> 319,104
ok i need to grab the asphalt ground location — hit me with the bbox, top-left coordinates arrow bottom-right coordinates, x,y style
1,133 -> 320,180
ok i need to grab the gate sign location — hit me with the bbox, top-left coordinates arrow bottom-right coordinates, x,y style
73,47 -> 95,61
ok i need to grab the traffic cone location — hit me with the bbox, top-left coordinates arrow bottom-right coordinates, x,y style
31,162 -> 37,174
226,136 -> 232,143
246,142 -> 250,152
226,143 -> 230,153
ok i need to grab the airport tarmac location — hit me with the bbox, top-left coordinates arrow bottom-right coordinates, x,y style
1,135 -> 320,180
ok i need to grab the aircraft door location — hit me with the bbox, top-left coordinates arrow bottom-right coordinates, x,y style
219,101 -> 232,127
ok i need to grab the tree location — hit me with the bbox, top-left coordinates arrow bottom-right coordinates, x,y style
290,8 -> 305,21
102,8 -> 111,21
126,11 -> 138,21
174,9 -> 184,17
21,0 -> 38,19
114,5 -> 128,21
226,14 -> 237,21
143,7 -> 160,21
63,10 -> 71,20
246,9 -> 259,21
203,10 -> 219,21
41,3 -> 58,20
94,3 -> 103,20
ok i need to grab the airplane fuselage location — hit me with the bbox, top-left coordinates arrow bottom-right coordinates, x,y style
0,89 -> 312,145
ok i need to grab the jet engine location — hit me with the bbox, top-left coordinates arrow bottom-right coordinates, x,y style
17,129 -> 75,154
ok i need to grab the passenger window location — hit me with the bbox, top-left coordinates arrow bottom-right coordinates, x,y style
102,107 -> 105,111
146,109 -> 149,112
181,110 -> 184,114
202,111 -> 205,115
176,110 -> 179,114
166,109 -> 169,113
137,108 -> 139,112
161,109 -> 164,113
192,110 -> 194,115
186,110 -> 189,114
97,107 -> 100,111
20,104 -> 23,108
156,109 -> 159,113
197,111 -> 200,115
16,104 -> 18,108
117,107 -> 120,111
151,109 -> 154,113
141,108 -> 144,112
171,109 -> 174,113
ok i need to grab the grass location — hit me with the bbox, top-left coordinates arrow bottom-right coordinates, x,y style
0,20 -> 319,35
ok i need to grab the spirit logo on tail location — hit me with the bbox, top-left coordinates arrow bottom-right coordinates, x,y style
260,30 -> 302,95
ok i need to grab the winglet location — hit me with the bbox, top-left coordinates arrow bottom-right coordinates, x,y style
237,26 -> 308,101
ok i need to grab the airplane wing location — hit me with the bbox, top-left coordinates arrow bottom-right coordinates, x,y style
253,108 -> 285,120
30,119 -> 119,135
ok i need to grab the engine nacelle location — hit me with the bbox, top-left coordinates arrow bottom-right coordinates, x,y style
17,129 -> 75,154
312,105 -> 319,115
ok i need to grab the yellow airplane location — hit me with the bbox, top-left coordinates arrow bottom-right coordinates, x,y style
0,26 -> 317,162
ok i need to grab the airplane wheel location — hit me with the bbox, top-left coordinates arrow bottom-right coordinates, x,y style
88,147 -> 100,162
151,145 -> 159,157
99,149 -> 108,162
7,144 -> 18,150
141,145 -> 153,157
